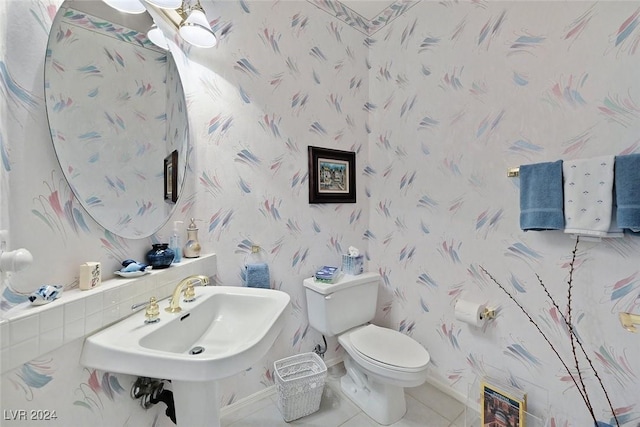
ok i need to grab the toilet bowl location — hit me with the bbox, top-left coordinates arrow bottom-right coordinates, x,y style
303,273 -> 431,425
338,324 -> 430,425
340,324 -> 430,387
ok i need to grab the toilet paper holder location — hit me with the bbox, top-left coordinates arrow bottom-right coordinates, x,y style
481,307 -> 496,320
454,299 -> 496,327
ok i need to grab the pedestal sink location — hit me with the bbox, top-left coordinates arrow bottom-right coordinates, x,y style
80,285 -> 290,426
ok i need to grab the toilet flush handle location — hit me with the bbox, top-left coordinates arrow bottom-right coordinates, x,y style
324,295 -> 333,300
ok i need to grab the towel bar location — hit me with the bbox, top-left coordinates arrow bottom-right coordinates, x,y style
619,312 -> 640,333
507,167 -> 520,177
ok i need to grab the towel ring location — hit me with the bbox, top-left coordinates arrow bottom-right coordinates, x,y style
244,245 -> 266,265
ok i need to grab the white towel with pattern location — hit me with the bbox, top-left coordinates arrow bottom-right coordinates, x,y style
563,155 -> 623,238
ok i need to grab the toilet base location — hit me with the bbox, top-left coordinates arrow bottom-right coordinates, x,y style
340,356 -> 406,425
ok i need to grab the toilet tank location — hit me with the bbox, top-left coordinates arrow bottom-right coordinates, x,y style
303,272 -> 380,336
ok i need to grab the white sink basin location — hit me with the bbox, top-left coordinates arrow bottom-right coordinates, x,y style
81,286 -> 290,382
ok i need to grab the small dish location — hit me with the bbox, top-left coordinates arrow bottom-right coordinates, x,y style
114,270 -> 152,278
29,285 -> 63,306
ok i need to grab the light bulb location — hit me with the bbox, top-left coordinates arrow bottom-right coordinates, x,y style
147,25 -> 169,50
179,9 -> 217,48
146,0 -> 182,8
101,0 -> 146,14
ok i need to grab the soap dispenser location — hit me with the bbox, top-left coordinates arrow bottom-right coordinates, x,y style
170,221 -> 183,263
183,218 -> 201,258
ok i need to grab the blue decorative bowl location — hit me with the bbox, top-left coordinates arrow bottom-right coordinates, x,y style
146,243 -> 175,269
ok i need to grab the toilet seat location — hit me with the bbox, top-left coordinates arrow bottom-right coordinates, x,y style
350,324 -> 430,371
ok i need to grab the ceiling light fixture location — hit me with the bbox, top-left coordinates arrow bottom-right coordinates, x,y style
101,0 -> 146,14
103,0 -> 217,49
177,0 -> 217,48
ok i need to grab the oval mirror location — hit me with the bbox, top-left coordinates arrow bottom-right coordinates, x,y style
44,0 -> 188,239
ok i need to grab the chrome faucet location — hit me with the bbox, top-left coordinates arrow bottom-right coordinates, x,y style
165,275 -> 210,313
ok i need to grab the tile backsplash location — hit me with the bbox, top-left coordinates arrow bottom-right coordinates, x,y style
0,253 -> 217,373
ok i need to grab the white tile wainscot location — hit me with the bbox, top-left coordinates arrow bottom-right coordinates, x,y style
0,253 -> 217,374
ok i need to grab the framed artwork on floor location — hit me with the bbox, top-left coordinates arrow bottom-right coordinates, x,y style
308,146 -> 356,204
481,380 -> 527,427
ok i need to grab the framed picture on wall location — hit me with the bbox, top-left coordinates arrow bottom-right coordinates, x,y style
164,150 -> 178,203
308,146 -> 356,204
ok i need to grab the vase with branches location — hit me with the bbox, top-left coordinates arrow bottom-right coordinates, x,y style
480,236 -> 620,427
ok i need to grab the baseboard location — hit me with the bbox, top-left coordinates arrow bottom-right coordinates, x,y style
424,374 -> 469,406
322,354 -> 343,368
220,358 -> 472,419
219,385 -> 276,417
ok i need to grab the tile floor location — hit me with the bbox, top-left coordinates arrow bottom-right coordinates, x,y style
220,364 -> 474,427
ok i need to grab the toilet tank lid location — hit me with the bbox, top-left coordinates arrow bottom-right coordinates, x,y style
303,272 -> 381,295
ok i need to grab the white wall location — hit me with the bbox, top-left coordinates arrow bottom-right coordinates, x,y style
368,1 -> 640,425
1,0 -> 369,425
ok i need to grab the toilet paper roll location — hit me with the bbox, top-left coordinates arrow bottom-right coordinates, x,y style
454,299 -> 486,327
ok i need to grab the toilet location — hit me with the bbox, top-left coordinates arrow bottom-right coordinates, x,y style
303,272 -> 430,425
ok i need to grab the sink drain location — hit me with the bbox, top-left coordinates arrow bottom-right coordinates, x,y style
189,346 -> 205,355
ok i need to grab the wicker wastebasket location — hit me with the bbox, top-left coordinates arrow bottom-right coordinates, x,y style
274,352 -> 327,422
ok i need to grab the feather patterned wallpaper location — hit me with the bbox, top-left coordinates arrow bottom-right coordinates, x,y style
2,0 -> 640,426
367,1 -> 640,425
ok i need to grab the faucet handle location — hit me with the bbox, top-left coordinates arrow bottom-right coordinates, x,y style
131,297 -> 161,324
183,284 -> 196,302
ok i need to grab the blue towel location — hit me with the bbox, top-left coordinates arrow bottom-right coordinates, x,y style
615,154 -> 640,232
519,160 -> 564,231
244,263 -> 270,288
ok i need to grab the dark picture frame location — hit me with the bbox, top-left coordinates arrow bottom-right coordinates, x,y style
308,146 -> 356,204
164,150 -> 178,203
